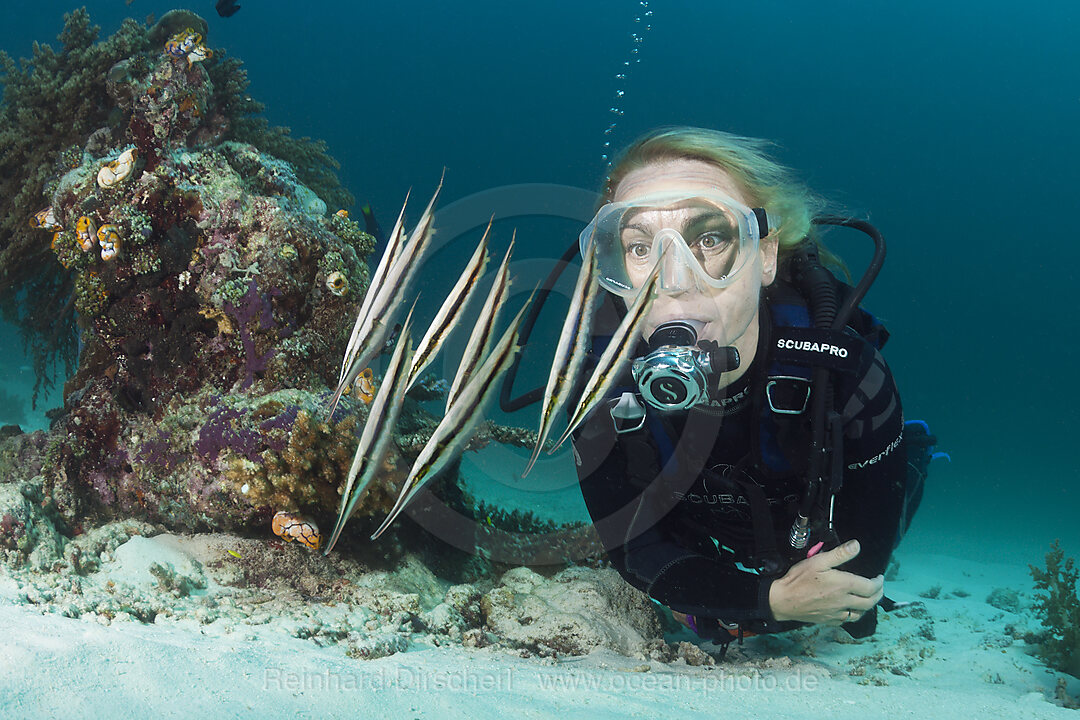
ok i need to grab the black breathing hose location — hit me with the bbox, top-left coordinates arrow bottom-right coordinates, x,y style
791,216 -> 888,531
498,238 -> 582,413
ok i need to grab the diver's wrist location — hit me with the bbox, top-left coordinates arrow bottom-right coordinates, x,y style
766,578 -> 791,622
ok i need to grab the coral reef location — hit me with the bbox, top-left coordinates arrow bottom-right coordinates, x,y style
0,10 -> 354,403
1029,540 -> 1080,678
0,9 -> 587,605
0,10 -> 394,543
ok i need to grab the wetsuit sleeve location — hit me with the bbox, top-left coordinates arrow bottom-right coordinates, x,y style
572,410 -> 777,625
830,344 -> 907,635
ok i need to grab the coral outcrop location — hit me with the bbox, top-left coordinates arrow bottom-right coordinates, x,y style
0,10 -> 592,572
477,565 -> 663,657
0,10 -> 384,538
1030,541 -> 1080,678
0,10 -> 353,403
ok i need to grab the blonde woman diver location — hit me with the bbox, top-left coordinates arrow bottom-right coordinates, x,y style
569,126 -> 934,647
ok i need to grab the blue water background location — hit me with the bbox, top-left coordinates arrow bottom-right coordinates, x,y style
2,0 -> 1077,562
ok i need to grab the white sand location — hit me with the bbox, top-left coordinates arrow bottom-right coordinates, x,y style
1,542 -> 1077,720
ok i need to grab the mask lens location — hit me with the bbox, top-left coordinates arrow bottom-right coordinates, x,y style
584,192 -> 759,296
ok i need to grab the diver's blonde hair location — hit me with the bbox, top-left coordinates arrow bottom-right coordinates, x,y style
603,126 -> 846,275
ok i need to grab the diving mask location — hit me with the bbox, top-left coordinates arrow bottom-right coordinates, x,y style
580,190 -> 779,298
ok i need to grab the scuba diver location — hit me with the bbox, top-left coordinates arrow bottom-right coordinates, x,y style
514,127 -> 939,649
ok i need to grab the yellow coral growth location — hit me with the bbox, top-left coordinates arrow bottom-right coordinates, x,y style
198,306 -> 233,335
224,408 -> 402,521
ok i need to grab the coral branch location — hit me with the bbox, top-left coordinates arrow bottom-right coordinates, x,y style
1029,540 -> 1080,678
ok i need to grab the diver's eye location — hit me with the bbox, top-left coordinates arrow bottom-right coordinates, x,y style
697,232 -> 734,252
625,241 -> 651,259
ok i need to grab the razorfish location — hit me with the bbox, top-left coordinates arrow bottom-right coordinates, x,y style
338,190 -> 410,388
370,296 -> 531,541
323,305 -> 417,554
550,262 -> 660,452
328,178 -> 442,416
522,240 -> 599,479
405,220 -> 492,391
445,233 -> 514,413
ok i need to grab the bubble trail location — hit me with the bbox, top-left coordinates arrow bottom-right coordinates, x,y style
600,1 -> 654,168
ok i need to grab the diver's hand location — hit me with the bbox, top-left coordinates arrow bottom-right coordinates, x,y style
767,540 -> 884,626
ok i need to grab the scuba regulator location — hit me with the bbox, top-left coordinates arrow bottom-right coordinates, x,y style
631,321 -> 740,412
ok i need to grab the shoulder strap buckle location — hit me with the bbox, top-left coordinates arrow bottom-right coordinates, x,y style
765,376 -> 811,415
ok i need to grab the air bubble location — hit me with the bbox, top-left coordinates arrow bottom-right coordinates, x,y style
599,2 -> 655,169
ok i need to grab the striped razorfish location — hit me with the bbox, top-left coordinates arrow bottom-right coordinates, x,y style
550,262 -> 660,452
445,233 -> 514,413
521,239 -> 599,479
404,219 -> 492,391
369,296 -> 532,541
338,190 -> 410,386
323,305 -> 417,554
327,177 -> 443,416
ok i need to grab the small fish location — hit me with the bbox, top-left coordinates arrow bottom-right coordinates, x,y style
405,221 -> 491,391
216,0 -> 241,17
272,511 -> 323,550
445,234 -> 514,412
360,203 -> 384,246
29,206 -> 62,231
334,209 -> 349,219
523,240 -> 599,478
324,306 -> 417,554
382,323 -> 403,354
226,549 -> 242,559
370,296 -> 532,541
330,177 -> 443,416
550,262 -> 660,452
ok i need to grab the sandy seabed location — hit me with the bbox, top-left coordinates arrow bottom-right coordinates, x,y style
1,525 -> 1077,720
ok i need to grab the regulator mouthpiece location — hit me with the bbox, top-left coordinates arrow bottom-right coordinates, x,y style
631,321 -> 739,412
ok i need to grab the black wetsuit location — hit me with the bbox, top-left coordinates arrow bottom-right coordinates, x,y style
571,295 -> 907,639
